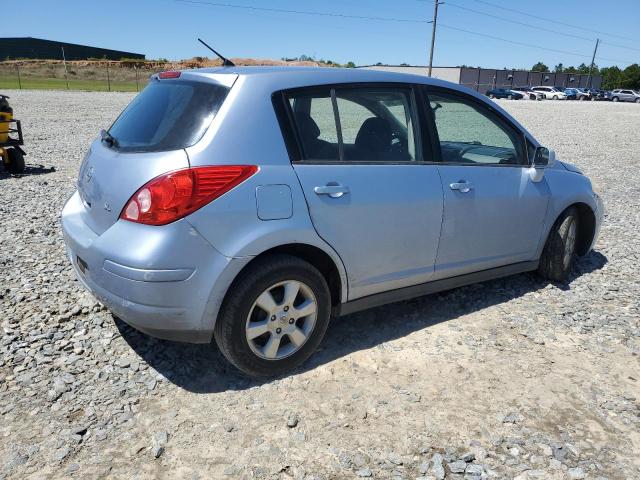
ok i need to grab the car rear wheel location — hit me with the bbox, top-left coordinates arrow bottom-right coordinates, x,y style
214,254 -> 331,378
635,98 -> 640,103
538,207 -> 579,282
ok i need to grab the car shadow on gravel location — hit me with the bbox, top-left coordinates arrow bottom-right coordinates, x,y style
116,250 -> 607,394
0,163 -> 56,178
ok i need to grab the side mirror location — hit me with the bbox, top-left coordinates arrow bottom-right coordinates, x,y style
533,147 -> 556,169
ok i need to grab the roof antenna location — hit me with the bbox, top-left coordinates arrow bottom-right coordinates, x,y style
197,38 -> 235,67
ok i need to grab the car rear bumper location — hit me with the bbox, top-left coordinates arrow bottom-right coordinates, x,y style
61,191 -> 249,343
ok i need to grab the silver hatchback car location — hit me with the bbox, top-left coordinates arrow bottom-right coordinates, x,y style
61,67 -> 603,377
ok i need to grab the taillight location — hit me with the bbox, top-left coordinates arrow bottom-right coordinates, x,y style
158,71 -> 181,79
120,166 -> 258,226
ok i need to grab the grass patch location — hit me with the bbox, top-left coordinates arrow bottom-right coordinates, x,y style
0,76 -> 142,92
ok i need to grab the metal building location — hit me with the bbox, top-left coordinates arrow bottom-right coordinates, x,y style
0,37 -> 145,61
361,65 -> 603,91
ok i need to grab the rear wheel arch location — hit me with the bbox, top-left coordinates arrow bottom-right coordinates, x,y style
227,243 -> 345,310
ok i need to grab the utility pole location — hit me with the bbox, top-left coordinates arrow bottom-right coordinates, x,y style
428,0 -> 443,76
106,60 -> 111,92
586,38 -> 599,89
16,64 -> 22,90
61,46 -> 69,90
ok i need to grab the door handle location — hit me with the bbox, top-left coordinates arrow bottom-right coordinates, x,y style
449,181 -> 474,193
314,184 -> 350,198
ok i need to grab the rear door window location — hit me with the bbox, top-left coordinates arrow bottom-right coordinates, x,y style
286,85 -> 420,162
288,90 -> 339,160
108,79 -> 229,152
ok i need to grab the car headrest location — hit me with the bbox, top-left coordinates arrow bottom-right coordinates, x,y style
294,112 -> 321,144
355,117 -> 392,152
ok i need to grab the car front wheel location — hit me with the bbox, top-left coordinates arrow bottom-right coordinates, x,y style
214,254 -> 331,378
612,96 -> 619,102
538,207 -> 579,282
552,95 -> 558,100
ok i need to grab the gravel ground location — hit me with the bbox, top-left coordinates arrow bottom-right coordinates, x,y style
1,91 -> 639,480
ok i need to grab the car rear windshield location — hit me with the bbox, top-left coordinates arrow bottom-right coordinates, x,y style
107,79 -> 229,152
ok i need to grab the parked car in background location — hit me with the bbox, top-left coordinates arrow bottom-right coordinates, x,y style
532,86 -> 567,100
61,67 -> 603,377
563,88 -> 578,100
511,87 -> 544,100
485,88 -> 523,100
574,88 -> 592,100
610,89 -> 640,103
586,89 -> 612,101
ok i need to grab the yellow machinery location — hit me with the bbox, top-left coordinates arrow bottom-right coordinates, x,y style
0,94 -> 25,174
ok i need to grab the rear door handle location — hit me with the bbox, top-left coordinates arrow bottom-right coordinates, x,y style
314,184 -> 350,198
449,181 -> 474,193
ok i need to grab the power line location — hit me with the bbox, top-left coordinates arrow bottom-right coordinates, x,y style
445,2 -> 640,54
468,0 -> 639,43
177,0 -> 638,65
445,2 -> 593,43
600,40 -> 640,54
438,24 -> 635,65
176,0 -> 431,23
439,24 -> 591,58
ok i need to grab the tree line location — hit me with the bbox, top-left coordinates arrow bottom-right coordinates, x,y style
531,61 -> 640,90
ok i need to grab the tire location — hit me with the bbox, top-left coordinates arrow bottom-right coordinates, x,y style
552,95 -> 558,100
635,98 -> 640,103
214,254 -> 331,378
7,148 -> 25,174
538,207 -> 579,282
612,96 -> 619,102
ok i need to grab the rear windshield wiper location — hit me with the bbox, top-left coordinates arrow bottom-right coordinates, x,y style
100,129 -> 119,148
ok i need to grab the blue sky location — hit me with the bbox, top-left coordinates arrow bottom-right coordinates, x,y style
9,0 -> 640,69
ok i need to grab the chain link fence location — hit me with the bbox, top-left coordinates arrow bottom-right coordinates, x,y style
0,61 -> 166,92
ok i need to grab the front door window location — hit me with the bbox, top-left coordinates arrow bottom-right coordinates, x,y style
429,92 -> 525,166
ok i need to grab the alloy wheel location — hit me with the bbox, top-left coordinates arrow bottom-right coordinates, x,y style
245,280 -> 318,360
563,217 -> 577,269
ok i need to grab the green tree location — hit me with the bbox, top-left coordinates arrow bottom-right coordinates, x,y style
553,63 -> 564,73
564,66 -> 578,74
600,66 -> 622,90
531,62 -> 549,72
577,63 -> 591,74
620,64 -> 640,89
345,61 -> 356,68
